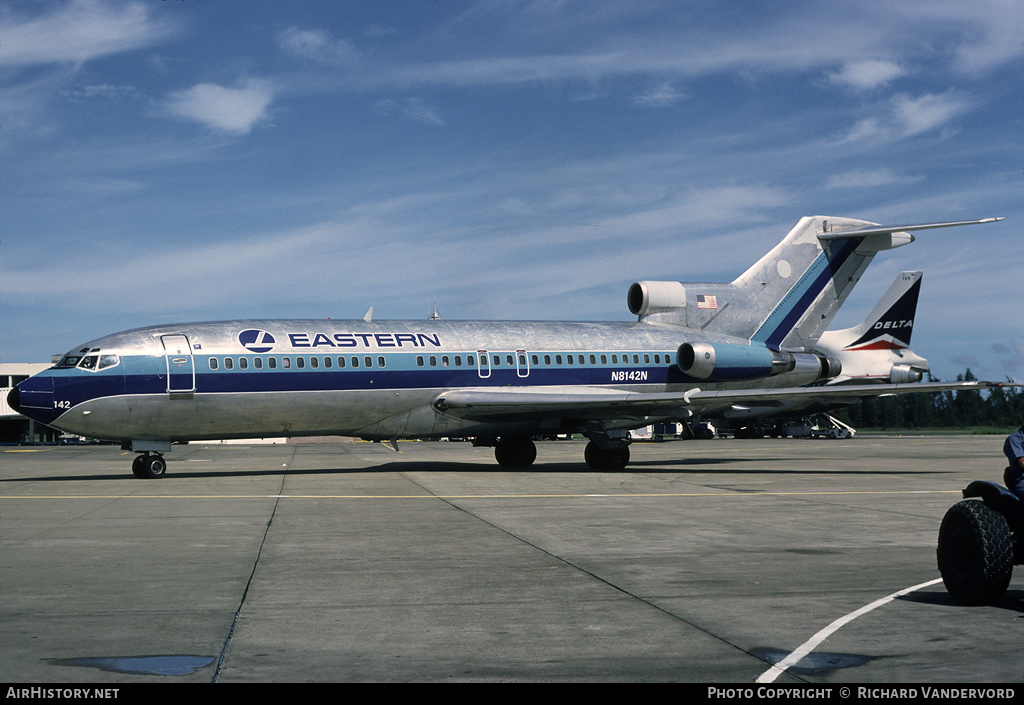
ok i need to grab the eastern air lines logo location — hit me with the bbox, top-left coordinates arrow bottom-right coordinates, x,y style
238,329 -> 276,353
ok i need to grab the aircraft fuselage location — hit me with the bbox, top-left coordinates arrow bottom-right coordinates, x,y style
16,318 -> 790,444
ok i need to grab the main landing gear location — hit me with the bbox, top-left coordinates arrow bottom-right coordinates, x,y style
132,453 -> 167,479
485,435 -> 631,470
493,437 -> 538,467
583,441 -> 630,470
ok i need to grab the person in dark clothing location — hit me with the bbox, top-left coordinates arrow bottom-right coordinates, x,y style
1003,425 -> 1024,499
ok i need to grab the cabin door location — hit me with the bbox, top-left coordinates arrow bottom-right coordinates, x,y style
161,334 -> 196,394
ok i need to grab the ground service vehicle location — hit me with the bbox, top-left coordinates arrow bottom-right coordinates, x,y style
937,475 -> 1023,605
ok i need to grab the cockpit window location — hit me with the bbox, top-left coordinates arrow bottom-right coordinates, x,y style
53,352 -> 120,371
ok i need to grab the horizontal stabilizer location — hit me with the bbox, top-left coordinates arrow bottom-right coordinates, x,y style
818,217 -> 1003,240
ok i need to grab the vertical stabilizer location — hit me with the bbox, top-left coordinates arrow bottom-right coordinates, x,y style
688,216 -> 889,348
816,271 -> 929,384
824,271 -> 921,352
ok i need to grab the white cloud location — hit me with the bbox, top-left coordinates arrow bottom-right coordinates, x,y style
1,0 -> 175,67
891,92 -> 970,138
63,84 -> 139,102
373,98 -> 446,126
631,82 -> 686,108
825,168 -> 922,189
827,60 -> 905,90
941,0 -> 1022,75
839,91 -> 970,143
162,80 -> 276,134
279,27 -> 360,65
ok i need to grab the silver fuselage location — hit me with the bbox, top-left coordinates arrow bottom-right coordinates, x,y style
13,318 -> 827,442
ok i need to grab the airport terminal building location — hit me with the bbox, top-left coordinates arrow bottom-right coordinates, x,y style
1,363 -> 57,443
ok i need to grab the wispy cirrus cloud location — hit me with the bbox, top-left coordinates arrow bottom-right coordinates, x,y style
891,92 -> 971,137
278,27 -> 361,65
839,91 -> 971,143
825,168 -> 923,189
631,82 -> 687,108
372,98 -> 445,126
1,0 -> 176,67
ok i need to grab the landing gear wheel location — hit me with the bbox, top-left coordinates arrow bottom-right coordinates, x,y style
937,499 -> 1013,605
584,440 -> 630,470
494,437 -> 537,467
132,453 -> 167,479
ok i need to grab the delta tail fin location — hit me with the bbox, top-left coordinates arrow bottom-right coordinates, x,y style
816,271 -> 929,384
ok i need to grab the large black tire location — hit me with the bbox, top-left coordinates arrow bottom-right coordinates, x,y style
133,454 -> 167,479
937,500 -> 1013,605
494,437 -> 537,467
584,441 -> 630,470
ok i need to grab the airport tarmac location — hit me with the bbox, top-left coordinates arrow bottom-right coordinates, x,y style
2,434 -> 1022,683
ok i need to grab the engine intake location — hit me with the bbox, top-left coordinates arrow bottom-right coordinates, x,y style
628,281 -> 686,316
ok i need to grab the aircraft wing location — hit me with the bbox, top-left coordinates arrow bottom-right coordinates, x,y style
433,381 -> 1014,423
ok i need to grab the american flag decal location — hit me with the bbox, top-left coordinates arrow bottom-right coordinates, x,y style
697,294 -> 718,309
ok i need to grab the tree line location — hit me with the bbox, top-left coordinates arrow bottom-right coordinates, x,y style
839,369 -> 1024,431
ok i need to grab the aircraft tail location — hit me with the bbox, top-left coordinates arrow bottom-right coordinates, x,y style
629,216 -> 1001,352
823,271 -> 921,352
816,271 -> 929,384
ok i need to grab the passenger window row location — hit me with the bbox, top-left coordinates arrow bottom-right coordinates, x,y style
208,356 -> 387,371
208,352 -> 676,371
415,352 -> 675,367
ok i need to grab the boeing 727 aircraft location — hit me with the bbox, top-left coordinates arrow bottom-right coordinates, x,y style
8,215 -> 1006,478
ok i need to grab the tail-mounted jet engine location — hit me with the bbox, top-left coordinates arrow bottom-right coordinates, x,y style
677,341 -> 842,384
627,281 -> 686,317
889,363 -> 924,384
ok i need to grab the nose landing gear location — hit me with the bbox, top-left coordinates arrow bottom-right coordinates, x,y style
123,440 -> 173,479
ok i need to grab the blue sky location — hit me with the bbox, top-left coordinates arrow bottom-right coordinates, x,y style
1,0 -> 1021,382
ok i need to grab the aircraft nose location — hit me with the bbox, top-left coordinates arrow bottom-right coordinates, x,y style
9,375 -> 57,424
7,386 -> 22,414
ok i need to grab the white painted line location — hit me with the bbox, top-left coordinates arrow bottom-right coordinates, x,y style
756,577 -> 942,683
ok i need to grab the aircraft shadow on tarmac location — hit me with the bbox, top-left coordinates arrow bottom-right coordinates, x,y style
0,457 -> 966,483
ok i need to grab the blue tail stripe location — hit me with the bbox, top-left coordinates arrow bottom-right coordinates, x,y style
752,238 -> 862,350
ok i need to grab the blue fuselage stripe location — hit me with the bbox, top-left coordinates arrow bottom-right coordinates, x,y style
30,351 -> 690,415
